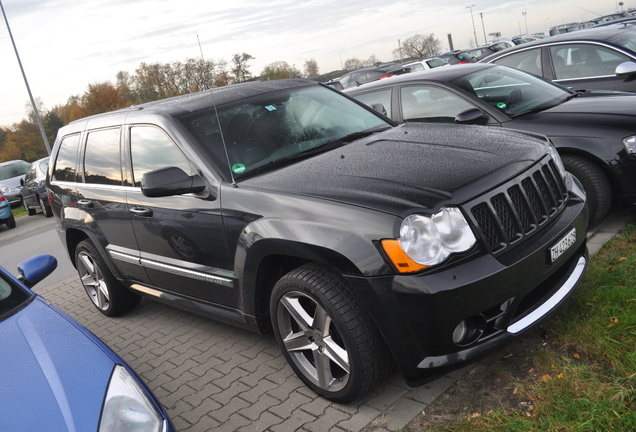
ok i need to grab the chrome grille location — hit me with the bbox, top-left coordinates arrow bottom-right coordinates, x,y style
468,158 -> 568,254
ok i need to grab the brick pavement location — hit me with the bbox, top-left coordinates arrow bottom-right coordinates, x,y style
5,208 -> 632,431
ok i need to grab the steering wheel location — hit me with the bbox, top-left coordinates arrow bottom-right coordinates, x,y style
505,89 -> 522,109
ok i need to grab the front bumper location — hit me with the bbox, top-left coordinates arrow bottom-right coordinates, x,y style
347,186 -> 588,385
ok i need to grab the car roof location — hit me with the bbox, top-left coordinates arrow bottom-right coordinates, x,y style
480,22 -> 636,61
67,78 -> 319,124
344,63 -> 496,94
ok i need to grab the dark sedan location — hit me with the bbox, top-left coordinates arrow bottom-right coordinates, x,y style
345,63 -> 636,225
480,23 -> 636,93
20,157 -> 53,217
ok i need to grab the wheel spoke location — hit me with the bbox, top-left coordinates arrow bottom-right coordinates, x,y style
282,330 -> 313,352
313,348 -> 334,389
280,294 -> 312,330
96,281 -> 111,309
323,336 -> 350,374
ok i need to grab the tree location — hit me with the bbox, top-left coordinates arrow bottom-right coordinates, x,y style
231,53 -> 255,83
304,59 -> 319,78
81,82 -> 126,116
343,57 -> 364,71
393,34 -> 442,60
261,61 -> 292,80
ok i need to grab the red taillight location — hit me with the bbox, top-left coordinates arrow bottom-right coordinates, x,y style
380,73 -> 396,80
0,195 -> 6,203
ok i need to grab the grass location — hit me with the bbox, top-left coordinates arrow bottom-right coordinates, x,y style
12,205 -> 27,218
420,219 -> 636,432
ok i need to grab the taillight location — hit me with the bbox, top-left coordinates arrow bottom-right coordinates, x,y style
0,195 -> 6,202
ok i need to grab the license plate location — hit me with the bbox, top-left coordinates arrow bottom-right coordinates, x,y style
550,228 -> 577,262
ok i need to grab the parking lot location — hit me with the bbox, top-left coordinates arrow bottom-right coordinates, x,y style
3,215 -> 469,432
2,208 -> 630,431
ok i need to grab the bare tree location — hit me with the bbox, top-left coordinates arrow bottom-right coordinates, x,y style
393,34 -> 442,60
231,53 -> 255,83
303,59 -> 319,77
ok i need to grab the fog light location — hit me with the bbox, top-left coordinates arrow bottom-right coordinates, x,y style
452,321 -> 468,344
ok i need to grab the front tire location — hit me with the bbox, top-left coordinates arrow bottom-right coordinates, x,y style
39,196 -> 53,218
561,155 -> 612,226
270,263 -> 392,403
75,239 -> 140,316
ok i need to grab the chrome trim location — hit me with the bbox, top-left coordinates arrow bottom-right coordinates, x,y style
140,259 -> 234,288
508,255 -> 586,334
110,250 -> 141,265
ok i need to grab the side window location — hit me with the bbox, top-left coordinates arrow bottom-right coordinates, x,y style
83,128 -> 122,185
130,126 -> 192,187
400,86 -> 474,123
52,134 -> 80,182
550,44 -> 630,79
351,89 -> 392,116
493,48 -> 542,76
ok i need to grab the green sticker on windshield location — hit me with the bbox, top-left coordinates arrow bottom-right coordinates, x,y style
496,102 -> 507,109
232,163 -> 246,174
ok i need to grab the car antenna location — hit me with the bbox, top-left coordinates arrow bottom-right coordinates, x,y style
197,35 -> 237,188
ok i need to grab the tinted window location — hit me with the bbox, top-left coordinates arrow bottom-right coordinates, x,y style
130,126 -> 192,187
549,43 -> 631,79
0,160 -> 29,180
0,272 -> 31,320
493,48 -> 542,76
53,134 -> 80,182
83,128 -> 122,185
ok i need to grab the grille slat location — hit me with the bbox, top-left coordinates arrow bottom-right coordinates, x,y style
470,159 -> 568,254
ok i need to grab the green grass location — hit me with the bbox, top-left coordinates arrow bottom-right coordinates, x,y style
12,205 -> 27,218
420,220 -> 636,432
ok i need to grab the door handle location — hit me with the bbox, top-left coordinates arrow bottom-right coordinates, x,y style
129,207 -> 153,217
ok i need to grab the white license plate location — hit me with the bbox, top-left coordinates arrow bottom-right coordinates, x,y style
550,228 -> 577,262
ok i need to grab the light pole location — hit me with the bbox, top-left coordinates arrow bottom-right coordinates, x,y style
466,4 -> 478,47
480,12 -> 487,43
522,11 -> 528,34
397,39 -> 403,62
0,0 -> 50,154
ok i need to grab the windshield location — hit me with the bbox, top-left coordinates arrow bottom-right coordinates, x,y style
0,161 -> 30,181
180,85 -> 390,178
451,66 -> 573,116
0,270 -> 32,321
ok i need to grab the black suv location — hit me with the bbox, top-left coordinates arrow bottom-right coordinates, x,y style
47,79 -> 588,403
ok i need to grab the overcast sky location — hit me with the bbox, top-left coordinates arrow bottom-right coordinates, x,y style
0,0 -> 625,128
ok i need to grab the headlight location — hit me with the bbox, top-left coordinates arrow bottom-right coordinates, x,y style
623,135 -> 636,156
382,207 -> 476,272
99,365 -> 164,432
0,185 -> 17,194
547,143 -> 566,179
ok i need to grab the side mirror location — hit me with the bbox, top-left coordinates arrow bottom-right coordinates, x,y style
370,103 -> 388,117
18,255 -> 57,288
615,61 -> 636,77
455,108 -> 489,125
141,167 -> 206,198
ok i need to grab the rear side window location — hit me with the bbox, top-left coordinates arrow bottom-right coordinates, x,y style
493,48 -> 542,76
53,134 -> 80,182
83,128 -> 122,185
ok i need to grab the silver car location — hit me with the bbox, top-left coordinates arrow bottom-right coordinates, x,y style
0,160 -> 30,207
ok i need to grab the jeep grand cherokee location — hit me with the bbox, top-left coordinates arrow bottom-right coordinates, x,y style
46,79 -> 588,403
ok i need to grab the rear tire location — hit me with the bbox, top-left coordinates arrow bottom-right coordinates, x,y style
270,263 -> 393,403
23,198 -> 36,216
5,214 -> 16,229
561,155 -> 612,226
75,239 -> 140,316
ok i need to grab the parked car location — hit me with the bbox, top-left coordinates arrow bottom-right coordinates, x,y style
0,192 -> 16,229
345,63 -> 636,225
19,157 -> 53,217
323,80 -> 344,90
402,57 -> 449,71
438,50 -> 478,65
480,23 -> 636,93
47,78 -> 587,403
337,62 -> 412,88
0,159 -> 30,207
0,255 -> 174,431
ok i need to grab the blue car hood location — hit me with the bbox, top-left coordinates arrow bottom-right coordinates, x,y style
0,298 -> 115,431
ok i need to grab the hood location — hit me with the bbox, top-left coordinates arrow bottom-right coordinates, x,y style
242,123 -> 547,213
0,298 -> 115,431
522,95 -> 636,134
